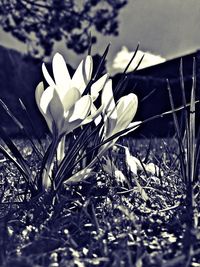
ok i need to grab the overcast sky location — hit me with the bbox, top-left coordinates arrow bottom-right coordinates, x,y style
0,0 -> 200,67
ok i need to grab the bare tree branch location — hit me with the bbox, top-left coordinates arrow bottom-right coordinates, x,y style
0,0 -> 128,57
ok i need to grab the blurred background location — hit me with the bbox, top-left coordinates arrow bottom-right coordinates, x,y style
0,0 -> 200,136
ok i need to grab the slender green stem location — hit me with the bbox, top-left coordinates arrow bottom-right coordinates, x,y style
42,135 -> 61,191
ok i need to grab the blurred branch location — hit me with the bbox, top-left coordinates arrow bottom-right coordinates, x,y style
0,0 -> 128,57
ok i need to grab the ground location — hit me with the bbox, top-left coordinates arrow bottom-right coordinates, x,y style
0,138 -> 199,267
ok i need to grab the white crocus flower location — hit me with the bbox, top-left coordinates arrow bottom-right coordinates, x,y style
35,82 -> 92,137
36,82 -> 92,190
42,52 -> 93,97
42,52 -> 108,105
100,79 -> 140,149
35,53 -> 109,190
36,53 -> 108,136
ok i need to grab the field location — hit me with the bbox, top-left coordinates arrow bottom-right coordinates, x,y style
0,137 -> 199,267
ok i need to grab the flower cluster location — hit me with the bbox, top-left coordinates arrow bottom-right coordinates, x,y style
36,53 -> 104,137
35,53 -> 140,190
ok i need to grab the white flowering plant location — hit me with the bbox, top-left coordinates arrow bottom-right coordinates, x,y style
0,44 -> 200,267
0,46 -> 142,200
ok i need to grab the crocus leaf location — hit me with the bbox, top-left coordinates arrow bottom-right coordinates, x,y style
120,121 -> 141,137
0,144 -> 36,193
0,126 -> 32,180
64,168 -> 95,185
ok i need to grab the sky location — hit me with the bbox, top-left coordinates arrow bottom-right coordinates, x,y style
107,46 -> 166,75
0,0 -> 200,68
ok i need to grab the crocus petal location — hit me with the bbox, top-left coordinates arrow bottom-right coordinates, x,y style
101,79 -> 118,138
114,94 -> 138,134
61,95 -> 92,134
117,93 -> 138,118
62,87 -> 80,113
40,86 -> 54,115
126,154 -> 138,176
57,136 -> 66,163
71,55 -> 93,94
91,73 -> 109,101
69,95 -> 92,122
35,82 -> 44,112
103,115 -> 117,138
35,82 -> 54,131
91,103 -> 103,126
124,147 -> 141,175
101,79 -> 117,119
52,53 -> 71,99
38,85 -> 54,132
42,63 -> 55,87
48,88 -> 65,132
40,86 -> 64,134
82,104 -> 104,125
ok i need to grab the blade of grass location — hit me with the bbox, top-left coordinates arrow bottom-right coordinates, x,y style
93,99 -> 200,156
180,59 -> 193,183
93,43 -> 110,80
55,126 -> 92,181
83,43 -> 110,96
141,88 -> 157,103
188,58 -> 196,184
179,58 -> 189,136
0,98 -> 43,159
0,126 -> 31,177
18,98 -> 45,156
87,31 -> 92,55
132,54 -> 145,72
194,120 -> 200,181
0,144 -> 36,193
114,76 -> 128,98
40,129 -> 63,190
56,99 -> 200,188
179,59 -> 191,186
178,58 -> 197,264
184,58 -> 197,233
167,79 -> 187,183
114,43 -> 144,95
0,99 -> 24,130
167,79 -> 182,141
122,43 -> 140,74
